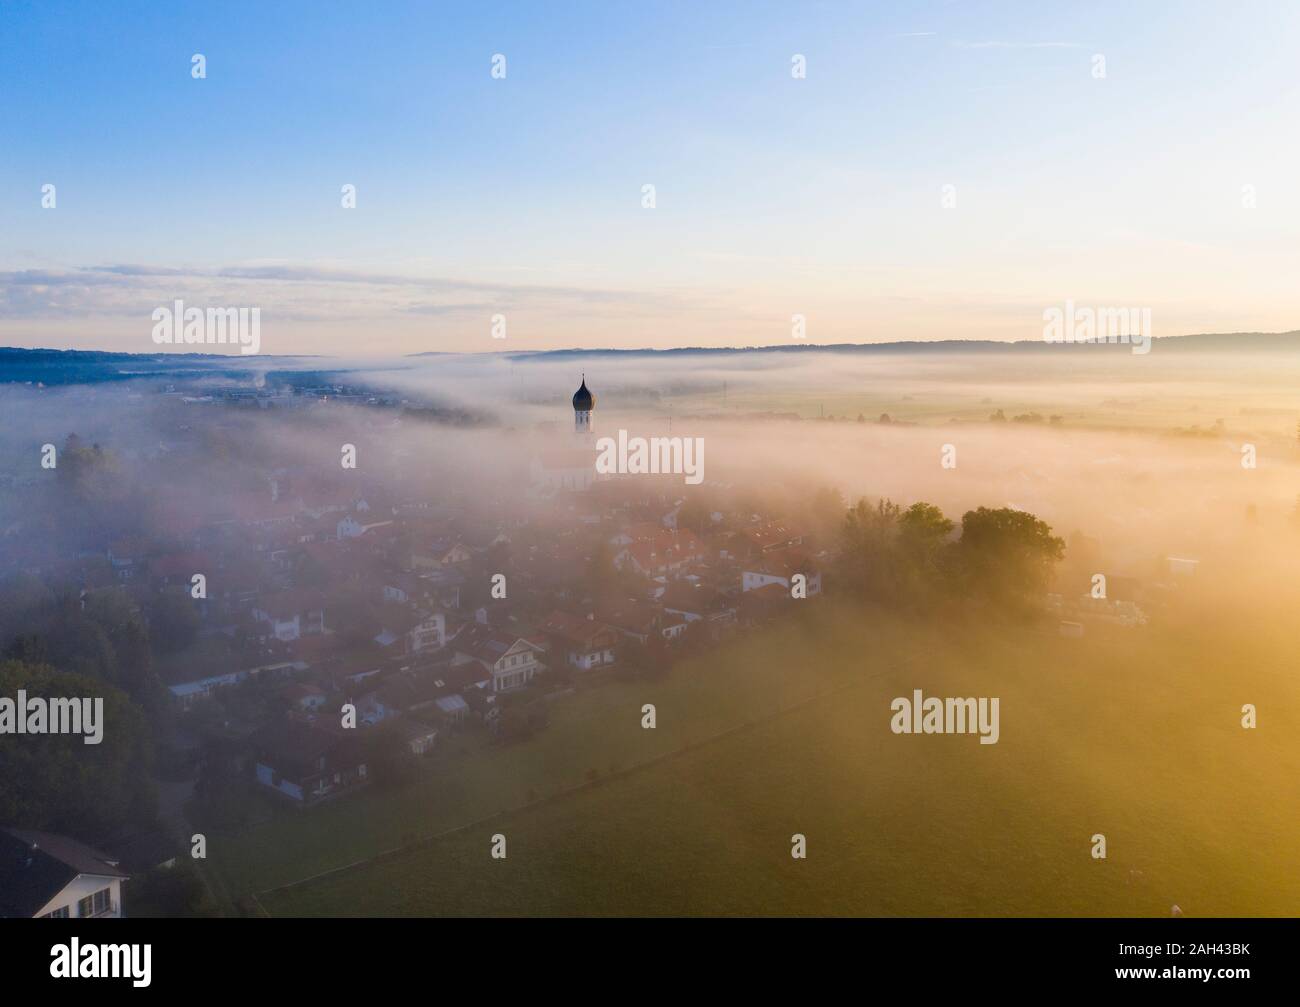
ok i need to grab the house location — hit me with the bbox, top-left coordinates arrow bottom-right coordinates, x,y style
0,828 -> 128,918
608,522 -> 667,547
395,718 -> 440,755
251,721 -> 369,806
735,522 -> 805,557
169,670 -> 247,708
384,567 -> 465,609
382,573 -> 430,605
614,529 -> 706,578
253,590 -> 327,641
356,672 -> 449,724
659,611 -> 691,641
409,536 -> 472,570
434,692 -> 471,724
595,599 -> 661,644
741,547 -> 822,596
661,581 -> 737,626
452,625 -> 545,693
408,612 -> 446,653
538,610 -> 618,671
167,660 -> 306,709
373,608 -> 446,655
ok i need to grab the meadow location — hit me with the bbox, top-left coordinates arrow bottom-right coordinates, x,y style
231,590 -> 1300,917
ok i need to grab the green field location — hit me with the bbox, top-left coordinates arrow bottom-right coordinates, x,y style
208,598 -> 1300,917
206,605 -> 894,902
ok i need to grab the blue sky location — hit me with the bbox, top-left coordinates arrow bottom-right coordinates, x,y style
2,0 -> 1298,354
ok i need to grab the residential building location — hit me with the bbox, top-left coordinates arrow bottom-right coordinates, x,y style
452,625 -> 545,692
538,610 -> 618,670
251,721 -> 369,805
0,829 -> 128,919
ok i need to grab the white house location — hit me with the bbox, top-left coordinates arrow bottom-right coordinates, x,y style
252,591 -> 326,642
374,610 -> 446,655
537,610 -> 618,671
1,829 -> 129,919
409,612 -> 446,653
741,547 -> 822,596
452,626 -> 546,693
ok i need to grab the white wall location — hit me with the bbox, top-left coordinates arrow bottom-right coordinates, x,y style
34,874 -> 124,919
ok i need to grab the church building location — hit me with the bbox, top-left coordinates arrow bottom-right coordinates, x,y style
530,376 -> 600,494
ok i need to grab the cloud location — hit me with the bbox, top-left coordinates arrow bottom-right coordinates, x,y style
952,40 -> 1083,49
0,264 -> 698,322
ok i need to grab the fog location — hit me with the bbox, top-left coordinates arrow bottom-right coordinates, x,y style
5,343 -> 1300,918
6,347 -> 1300,587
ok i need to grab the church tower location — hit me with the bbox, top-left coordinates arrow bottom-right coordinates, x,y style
572,374 -> 594,437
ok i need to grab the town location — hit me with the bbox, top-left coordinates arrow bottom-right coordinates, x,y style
0,359 -> 1222,920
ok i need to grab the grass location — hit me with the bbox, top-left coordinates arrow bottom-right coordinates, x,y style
207,605 -> 893,898
224,597 -> 1300,916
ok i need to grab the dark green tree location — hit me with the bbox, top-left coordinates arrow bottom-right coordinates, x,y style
0,660 -> 155,837
953,506 -> 1065,610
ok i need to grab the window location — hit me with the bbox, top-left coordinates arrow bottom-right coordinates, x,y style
78,888 -> 111,917
42,906 -> 70,919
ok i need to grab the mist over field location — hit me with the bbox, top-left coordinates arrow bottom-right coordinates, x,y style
13,344 -> 1292,565
3,343 -> 1300,918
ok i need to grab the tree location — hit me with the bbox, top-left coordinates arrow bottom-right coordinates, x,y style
126,860 -> 218,918
147,594 -> 200,655
897,502 -> 955,596
0,660 -> 155,837
836,497 -> 903,600
952,507 -> 1065,610
359,725 -> 420,787
835,498 -> 956,606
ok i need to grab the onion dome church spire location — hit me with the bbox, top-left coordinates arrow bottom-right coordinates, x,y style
572,374 -> 594,435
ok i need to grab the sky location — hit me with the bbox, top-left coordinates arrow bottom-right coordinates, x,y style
1,0 -> 1298,356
